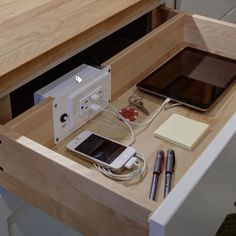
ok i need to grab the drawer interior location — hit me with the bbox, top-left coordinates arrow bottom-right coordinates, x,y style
10,7 -> 177,118
1,11 -> 236,236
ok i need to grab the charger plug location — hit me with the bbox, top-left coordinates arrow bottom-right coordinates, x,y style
90,93 -> 100,102
89,104 -> 102,112
125,157 -> 138,169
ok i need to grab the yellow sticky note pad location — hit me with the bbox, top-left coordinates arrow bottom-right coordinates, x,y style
154,114 -> 209,150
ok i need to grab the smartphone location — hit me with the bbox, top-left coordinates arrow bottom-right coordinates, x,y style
67,130 -> 136,170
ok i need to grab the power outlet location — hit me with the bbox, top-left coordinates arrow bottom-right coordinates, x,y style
35,64 -> 111,144
79,96 -> 90,116
66,70 -> 110,136
94,86 -> 104,100
79,86 -> 104,116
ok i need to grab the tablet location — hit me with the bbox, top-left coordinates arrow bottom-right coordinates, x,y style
137,47 -> 236,111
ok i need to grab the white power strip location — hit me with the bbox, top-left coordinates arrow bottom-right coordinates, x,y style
34,64 -> 111,144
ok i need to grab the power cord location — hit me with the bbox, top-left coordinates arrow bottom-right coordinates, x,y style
99,108 -> 135,146
165,102 -> 183,110
93,152 -> 146,181
89,94 -> 171,181
109,97 -> 170,127
90,94 -> 171,128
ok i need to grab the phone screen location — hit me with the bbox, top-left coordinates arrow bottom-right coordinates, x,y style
75,134 -> 126,164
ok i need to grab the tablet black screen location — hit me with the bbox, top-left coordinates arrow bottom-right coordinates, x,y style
137,47 -> 236,110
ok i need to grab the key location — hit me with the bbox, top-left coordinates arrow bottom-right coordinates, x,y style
129,96 -> 150,115
133,100 -> 150,115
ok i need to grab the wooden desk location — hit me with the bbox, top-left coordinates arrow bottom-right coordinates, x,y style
0,2 -> 235,236
0,0 -> 162,96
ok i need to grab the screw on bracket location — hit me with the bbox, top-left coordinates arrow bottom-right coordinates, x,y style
0,167 -> 3,171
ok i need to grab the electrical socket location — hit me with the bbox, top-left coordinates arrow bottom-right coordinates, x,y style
94,86 -> 104,100
66,72 -> 110,135
35,64 -> 111,144
79,86 -> 104,116
79,96 -> 90,116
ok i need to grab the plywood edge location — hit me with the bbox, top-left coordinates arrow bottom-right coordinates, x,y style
0,95 -> 12,124
102,13 -> 185,99
185,13 -> 236,27
0,125 -> 156,235
183,14 -> 236,60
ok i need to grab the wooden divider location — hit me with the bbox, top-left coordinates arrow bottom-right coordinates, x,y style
184,14 -> 236,60
103,13 -> 185,98
4,98 -> 54,148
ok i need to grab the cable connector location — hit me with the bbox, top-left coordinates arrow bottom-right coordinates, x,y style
90,93 -> 100,102
125,157 -> 138,169
164,97 -> 171,105
89,104 -> 102,112
94,152 -> 146,181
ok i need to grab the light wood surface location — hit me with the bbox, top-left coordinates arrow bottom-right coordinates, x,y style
4,11 -> 186,145
0,174 -> 148,236
103,12 -> 185,98
0,95 -> 11,124
0,11 -> 236,236
54,77 -> 236,204
184,14 -> 236,60
0,125 -> 155,236
5,97 -> 54,148
0,0 -> 163,97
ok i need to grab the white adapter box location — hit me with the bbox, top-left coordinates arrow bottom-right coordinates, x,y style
34,64 -> 111,144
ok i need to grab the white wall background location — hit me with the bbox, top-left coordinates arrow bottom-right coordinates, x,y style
166,0 -> 236,23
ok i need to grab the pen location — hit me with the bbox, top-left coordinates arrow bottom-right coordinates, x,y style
149,150 -> 164,201
164,149 -> 175,198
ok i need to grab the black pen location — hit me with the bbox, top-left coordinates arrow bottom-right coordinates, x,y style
164,149 -> 175,198
149,150 -> 164,201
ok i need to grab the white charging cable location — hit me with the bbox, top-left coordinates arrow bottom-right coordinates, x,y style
93,152 -> 146,181
90,94 -> 171,128
108,97 -> 171,127
90,94 -> 171,148
89,96 -> 135,146
89,94 -> 170,181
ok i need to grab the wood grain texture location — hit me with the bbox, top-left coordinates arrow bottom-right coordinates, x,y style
184,14 -> 236,60
0,0 -> 139,76
0,95 -> 11,124
103,13 -> 185,98
56,78 -> 236,205
0,174 -> 147,236
0,0 -> 163,97
4,97 -> 54,148
1,9 -> 236,235
0,125 -> 156,236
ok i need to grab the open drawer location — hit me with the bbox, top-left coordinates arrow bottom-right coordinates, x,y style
0,7 -> 236,236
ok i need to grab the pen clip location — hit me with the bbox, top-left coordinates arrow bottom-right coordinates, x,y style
154,150 -> 164,174
166,149 -> 175,173
161,156 -> 165,173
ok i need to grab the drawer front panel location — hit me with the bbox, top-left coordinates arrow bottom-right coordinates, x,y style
0,126 -> 154,236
